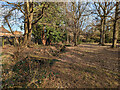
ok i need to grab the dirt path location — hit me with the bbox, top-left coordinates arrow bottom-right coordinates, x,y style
44,43 -> 119,88
63,44 -> 119,72
1,43 -> 119,88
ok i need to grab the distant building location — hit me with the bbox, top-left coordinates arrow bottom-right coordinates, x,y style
13,31 -> 23,37
0,25 -> 22,37
0,25 -> 23,47
0,25 -> 13,37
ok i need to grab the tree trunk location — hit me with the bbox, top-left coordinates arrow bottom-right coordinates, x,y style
27,1 -> 33,43
99,28 -> 102,45
112,2 -> 119,48
23,0 -> 33,45
99,19 -> 103,45
102,18 -> 105,45
102,2 -> 107,46
99,3 -> 107,46
69,35 -> 71,43
112,21 -> 118,48
23,3 -> 28,45
67,31 -> 69,44
41,27 -> 46,45
99,18 -> 105,46
2,37 -> 4,48
74,33 -> 77,46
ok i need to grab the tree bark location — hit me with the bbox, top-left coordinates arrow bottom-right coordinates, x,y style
27,1 -> 33,43
23,2 -> 28,45
112,2 -> 119,48
2,37 -> 4,48
23,0 -> 33,45
67,30 -> 69,44
41,27 -> 46,45
102,18 -> 105,45
102,2 -> 107,45
74,33 -> 77,46
99,27 -> 102,45
99,18 -> 105,46
112,21 -> 118,48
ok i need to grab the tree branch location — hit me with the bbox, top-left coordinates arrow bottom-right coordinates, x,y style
5,1 -> 25,15
32,4 -> 46,25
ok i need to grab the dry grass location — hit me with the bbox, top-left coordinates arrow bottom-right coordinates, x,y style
1,43 -> 119,88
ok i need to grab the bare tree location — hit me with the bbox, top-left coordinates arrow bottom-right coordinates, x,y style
112,2 -> 120,48
94,2 -> 115,45
65,1 -> 88,46
2,0 -> 48,45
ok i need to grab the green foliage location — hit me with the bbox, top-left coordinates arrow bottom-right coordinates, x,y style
32,2 -> 67,44
86,38 -> 91,42
77,40 -> 82,44
90,39 -> 95,43
45,26 -> 64,43
32,24 -> 43,44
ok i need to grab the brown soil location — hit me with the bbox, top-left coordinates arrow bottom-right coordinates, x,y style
1,43 -> 119,88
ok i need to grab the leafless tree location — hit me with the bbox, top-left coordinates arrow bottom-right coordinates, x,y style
64,1 -> 88,46
94,1 -> 115,45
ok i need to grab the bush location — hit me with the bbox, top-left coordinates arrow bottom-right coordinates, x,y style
90,39 -> 95,43
77,40 -> 82,44
86,38 -> 91,42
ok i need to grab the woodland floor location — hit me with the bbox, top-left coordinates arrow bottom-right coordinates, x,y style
1,43 -> 119,88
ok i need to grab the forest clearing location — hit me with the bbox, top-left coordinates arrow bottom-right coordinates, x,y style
0,0 -> 120,89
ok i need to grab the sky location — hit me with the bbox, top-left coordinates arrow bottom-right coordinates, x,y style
0,0 -> 116,34
0,1 -> 24,33
0,1 -> 94,33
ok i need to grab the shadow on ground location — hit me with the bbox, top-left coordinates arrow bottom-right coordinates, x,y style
2,55 -> 60,88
